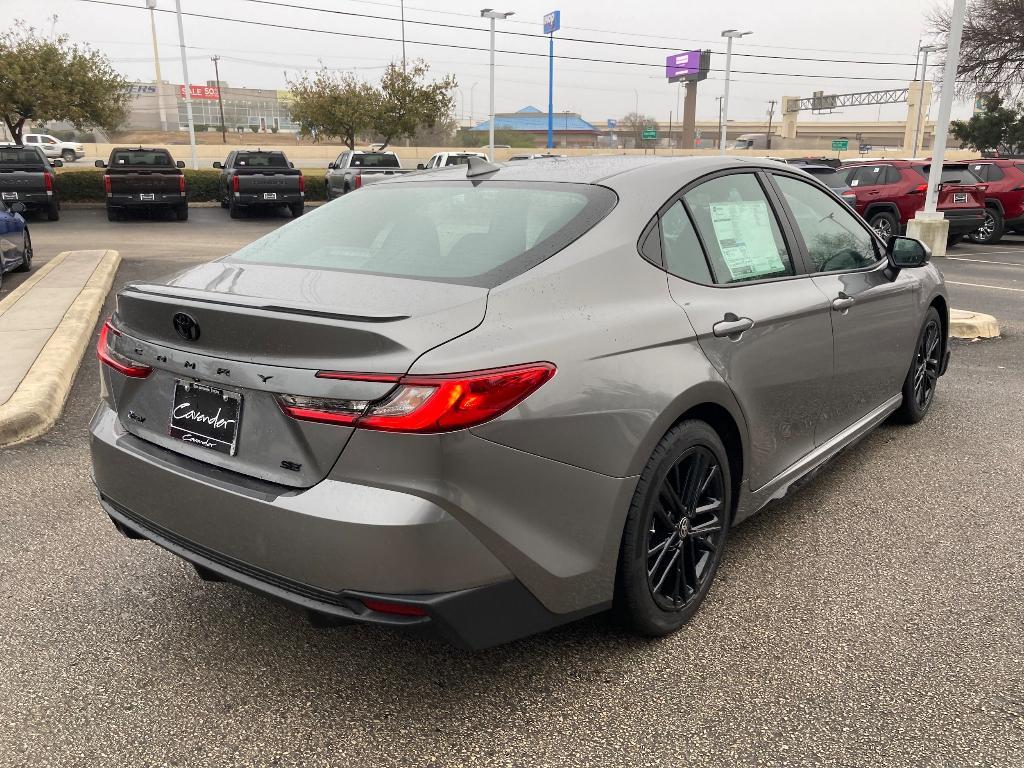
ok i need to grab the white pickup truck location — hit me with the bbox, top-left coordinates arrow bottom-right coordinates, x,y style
417,152 -> 489,170
22,134 -> 86,162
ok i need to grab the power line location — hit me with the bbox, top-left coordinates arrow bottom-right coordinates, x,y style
231,0 -> 916,67
76,0 -> 919,82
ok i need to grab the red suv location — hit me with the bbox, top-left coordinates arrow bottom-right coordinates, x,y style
838,160 -> 986,245
965,159 -> 1024,244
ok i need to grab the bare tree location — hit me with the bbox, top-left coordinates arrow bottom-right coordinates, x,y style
929,0 -> 1024,99
620,112 -> 658,148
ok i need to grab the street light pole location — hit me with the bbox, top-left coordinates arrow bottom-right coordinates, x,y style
914,44 -> 942,157
400,0 -> 406,71
923,0 -> 966,215
481,8 -> 514,162
719,29 -> 752,155
146,1 -> 168,132
174,0 -> 198,170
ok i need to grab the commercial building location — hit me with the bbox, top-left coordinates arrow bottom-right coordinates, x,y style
470,106 -> 599,148
125,82 -> 298,134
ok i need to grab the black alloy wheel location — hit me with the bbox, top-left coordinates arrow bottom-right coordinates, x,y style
895,307 -> 942,424
16,231 -> 32,271
616,420 -> 732,636
645,446 -> 726,611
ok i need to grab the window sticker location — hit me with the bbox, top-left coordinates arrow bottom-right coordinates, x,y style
708,201 -> 786,281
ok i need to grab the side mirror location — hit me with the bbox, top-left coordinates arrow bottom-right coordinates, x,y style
94,159 -> 106,168
10,202 -> 27,214
327,162 -> 336,169
212,161 -> 223,169
886,236 -> 930,270
416,163 -> 425,170
176,160 -> 185,168
51,159 -> 63,168
289,161 -> 295,168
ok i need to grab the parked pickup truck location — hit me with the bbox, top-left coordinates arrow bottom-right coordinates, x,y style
324,151 -> 411,199
95,147 -> 188,222
214,150 -> 304,218
22,133 -> 85,163
417,151 -> 488,170
0,144 -> 61,221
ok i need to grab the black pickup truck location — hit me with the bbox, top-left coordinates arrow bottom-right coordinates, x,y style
0,144 -> 61,221
95,147 -> 188,221
213,150 -> 304,218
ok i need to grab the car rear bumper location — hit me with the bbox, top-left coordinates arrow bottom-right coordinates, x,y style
0,191 -> 51,207
108,193 -> 187,208
89,404 -> 611,647
234,192 -> 304,206
942,208 -> 986,235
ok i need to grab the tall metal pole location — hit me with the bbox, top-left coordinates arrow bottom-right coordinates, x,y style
488,16 -> 496,160
547,32 -> 554,149
174,0 -> 198,169
766,99 -> 776,150
719,30 -> 752,155
675,83 -> 681,149
211,55 -> 227,144
400,0 -> 406,71
470,82 -> 477,127
924,0 -> 967,215
147,3 -> 168,132
913,46 -> 939,157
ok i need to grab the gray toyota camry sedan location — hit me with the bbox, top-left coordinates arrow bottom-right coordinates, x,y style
90,156 -> 949,648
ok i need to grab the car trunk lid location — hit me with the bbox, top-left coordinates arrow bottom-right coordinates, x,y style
107,262 -> 488,487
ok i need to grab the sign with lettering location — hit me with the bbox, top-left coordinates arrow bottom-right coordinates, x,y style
179,84 -> 220,101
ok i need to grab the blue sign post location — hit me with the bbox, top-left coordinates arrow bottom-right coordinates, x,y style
544,11 -> 560,149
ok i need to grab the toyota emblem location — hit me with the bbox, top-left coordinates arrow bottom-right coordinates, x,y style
172,312 -> 200,342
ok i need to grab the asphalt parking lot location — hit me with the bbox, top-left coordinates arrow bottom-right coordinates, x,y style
1,210 -> 1022,767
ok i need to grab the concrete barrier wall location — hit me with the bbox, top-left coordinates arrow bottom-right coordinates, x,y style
70,143 -> 982,169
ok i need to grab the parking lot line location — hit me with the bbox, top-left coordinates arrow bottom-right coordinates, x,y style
946,280 -> 1024,292
947,256 -> 1024,267
952,249 -> 1024,257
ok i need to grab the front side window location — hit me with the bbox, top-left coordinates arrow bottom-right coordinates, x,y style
774,175 -> 878,273
228,181 -> 617,287
683,173 -> 795,284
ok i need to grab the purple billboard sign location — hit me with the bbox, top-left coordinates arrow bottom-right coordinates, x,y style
665,50 -> 702,81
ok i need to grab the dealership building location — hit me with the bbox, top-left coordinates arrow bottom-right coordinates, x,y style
125,82 -> 298,133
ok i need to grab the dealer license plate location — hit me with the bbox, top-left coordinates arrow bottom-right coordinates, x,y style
168,381 -> 242,456
263,192 -> 277,200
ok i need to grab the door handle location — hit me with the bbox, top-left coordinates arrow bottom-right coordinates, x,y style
713,314 -> 754,339
831,293 -> 856,312
866,190 -> 880,195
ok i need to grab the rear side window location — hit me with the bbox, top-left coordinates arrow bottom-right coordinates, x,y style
228,181 -> 617,288
803,168 -> 844,188
683,173 -> 795,284
236,153 -> 287,167
914,165 -> 982,184
111,150 -> 171,166
0,147 -> 45,166
660,201 -> 712,283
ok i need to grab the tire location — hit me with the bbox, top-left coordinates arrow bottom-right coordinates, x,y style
106,206 -> 119,222
289,202 -> 304,218
175,203 -> 189,221
615,420 -> 732,637
46,201 -> 60,221
868,210 -> 899,241
220,196 -> 229,209
967,207 -> 1005,245
14,231 -> 32,272
229,201 -> 243,219
946,234 -> 962,248
61,149 -> 75,163
894,307 -> 942,424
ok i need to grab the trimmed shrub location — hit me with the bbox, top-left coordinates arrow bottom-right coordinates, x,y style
55,170 -> 104,201
303,174 -> 325,201
249,125 -> 259,133
55,168 -> 326,202
183,169 -> 222,201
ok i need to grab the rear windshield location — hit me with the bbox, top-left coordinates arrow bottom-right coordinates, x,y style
914,165 -> 982,184
351,153 -> 400,168
236,153 -> 288,167
227,181 -> 617,287
0,147 -> 45,167
111,150 -> 172,166
801,167 -> 845,188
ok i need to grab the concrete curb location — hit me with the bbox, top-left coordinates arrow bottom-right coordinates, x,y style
0,250 -> 122,448
0,251 -> 71,313
949,309 -> 1000,340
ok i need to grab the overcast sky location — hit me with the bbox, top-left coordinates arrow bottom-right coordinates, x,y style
23,0 -> 970,126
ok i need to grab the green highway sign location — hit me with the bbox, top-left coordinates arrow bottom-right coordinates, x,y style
831,139 -> 849,151
642,128 -> 657,140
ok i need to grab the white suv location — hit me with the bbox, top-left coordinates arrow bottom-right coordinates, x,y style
22,134 -> 85,162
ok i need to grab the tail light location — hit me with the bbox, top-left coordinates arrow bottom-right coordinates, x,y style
43,172 -> 53,192
179,175 -> 186,193
97,320 -> 152,378
910,183 -> 928,194
232,175 -> 240,193
298,174 -> 305,193
278,363 -> 556,433
354,174 -> 363,190
103,174 -> 111,194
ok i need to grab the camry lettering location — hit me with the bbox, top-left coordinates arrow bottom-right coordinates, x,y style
173,402 -> 236,430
